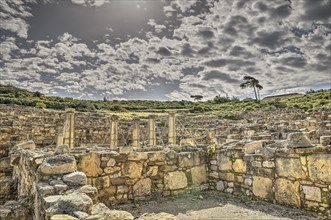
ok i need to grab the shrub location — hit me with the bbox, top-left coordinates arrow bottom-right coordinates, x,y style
35,102 -> 46,109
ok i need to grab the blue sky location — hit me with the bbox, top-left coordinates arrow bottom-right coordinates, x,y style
0,0 -> 330,100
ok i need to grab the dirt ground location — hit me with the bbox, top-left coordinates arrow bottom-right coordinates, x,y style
112,191 -> 326,220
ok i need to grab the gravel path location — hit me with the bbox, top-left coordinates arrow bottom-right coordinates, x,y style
113,191 -> 326,220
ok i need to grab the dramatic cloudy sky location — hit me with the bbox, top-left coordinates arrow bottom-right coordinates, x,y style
0,0 -> 330,100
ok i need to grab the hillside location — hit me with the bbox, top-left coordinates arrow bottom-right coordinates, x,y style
0,84 -> 330,119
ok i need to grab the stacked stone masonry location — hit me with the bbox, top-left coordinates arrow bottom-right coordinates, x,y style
0,105 -> 330,219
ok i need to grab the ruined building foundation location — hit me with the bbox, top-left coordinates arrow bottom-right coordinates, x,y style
0,106 -> 330,219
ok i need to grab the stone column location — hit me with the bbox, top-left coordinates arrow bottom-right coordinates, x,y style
56,133 -> 64,146
148,115 -> 156,146
63,108 -> 75,148
110,115 -> 119,148
168,111 -> 176,144
132,118 -> 140,147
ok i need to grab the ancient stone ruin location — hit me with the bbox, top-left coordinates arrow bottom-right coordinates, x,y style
0,106 -> 330,219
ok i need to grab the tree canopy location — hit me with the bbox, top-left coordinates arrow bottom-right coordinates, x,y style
240,76 -> 263,101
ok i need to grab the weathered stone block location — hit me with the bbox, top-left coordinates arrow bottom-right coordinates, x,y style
275,178 -> 301,207
55,144 -> 70,155
39,155 -> 77,175
128,152 -> 148,161
276,158 -> 305,179
178,152 -> 200,167
320,136 -> 331,146
146,166 -> 158,177
117,185 -> 128,194
63,172 -> 87,186
232,159 -> 247,173
16,140 -> 36,150
191,165 -> 207,186
133,178 -> 151,196
219,172 -> 235,181
244,141 -> 264,154
307,154 -> 331,183
77,153 -> 102,177
123,162 -> 143,179
148,152 -> 166,162
252,176 -> 273,200
217,154 -> 232,171
262,161 -> 275,168
302,186 -> 321,202
164,171 -> 188,190
244,178 -> 252,186
107,158 -> 116,166
104,166 -> 121,174
286,132 -> 312,148
216,181 -> 225,191
50,193 -> 93,215
93,176 -> 110,189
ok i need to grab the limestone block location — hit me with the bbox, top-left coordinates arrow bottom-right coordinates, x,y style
307,154 -> 331,183
244,178 -> 252,186
286,132 -> 312,148
104,166 -> 121,174
39,155 -> 77,175
119,147 -> 133,154
219,172 -> 235,181
191,165 -> 207,186
232,159 -> 247,173
128,152 -> 148,161
63,172 -> 87,186
77,153 -> 102,177
178,152 -> 200,167
16,140 -> 36,149
216,181 -> 225,191
107,158 -> 116,166
54,184 -> 67,194
93,176 -> 110,189
320,136 -> 331,146
244,141 -> 264,154
133,178 -> 152,196
148,152 -> 166,162
43,195 -> 62,208
55,144 -> 70,155
117,186 -> 129,194
123,162 -> 143,179
262,161 -> 275,168
98,186 -> 116,200
217,154 -> 232,171
302,186 -> 321,202
276,158 -> 305,179
51,193 -> 93,215
252,176 -> 273,200
91,203 -> 110,215
50,214 -> 79,220
164,171 -> 188,190
275,178 -> 301,207
37,184 -> 55,196
146,166 -> 158,177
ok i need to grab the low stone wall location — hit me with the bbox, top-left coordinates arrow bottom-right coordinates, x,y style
209,145 -> 331,216
1,145 -> 208,219
75,148 -> 209,204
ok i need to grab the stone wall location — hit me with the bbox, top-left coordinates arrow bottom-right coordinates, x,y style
209,144 -> 331,215
0,145 -> 208,220
75,148 -> 209,204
